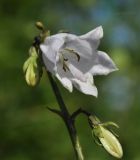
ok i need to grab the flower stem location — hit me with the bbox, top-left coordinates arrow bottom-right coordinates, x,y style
47,71 -> 84,160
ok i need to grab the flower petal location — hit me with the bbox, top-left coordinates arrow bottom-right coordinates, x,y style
63,34 -> 93,58
40,44 -> 57,64
89,51 -> 118,75
42,54 -> 56,73
43,35 -> 65,51
61,26 -> 103,59
40,35 -> 65,63
79,26 -> 103,50
80,26 -> 103,40
56,73 -> 73,92
68,63 -> 87,82
40,35 -> 66,72
72,78 -> 98,97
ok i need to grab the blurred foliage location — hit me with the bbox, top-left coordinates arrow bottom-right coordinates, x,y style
0,0 -> 140,159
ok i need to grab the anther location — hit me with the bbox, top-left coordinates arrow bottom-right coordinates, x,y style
64,48 -> 80,62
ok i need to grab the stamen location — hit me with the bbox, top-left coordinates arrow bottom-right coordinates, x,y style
64,48 -> 80,62
64,58 -> 68,61
59,48 -> 80,72
59,52 -> 70,72
63,61 -> 70,72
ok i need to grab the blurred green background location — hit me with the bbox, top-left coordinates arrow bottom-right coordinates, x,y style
0,0 -> 140,159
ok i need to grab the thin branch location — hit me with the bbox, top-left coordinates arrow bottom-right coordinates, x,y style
47,71 -> 69,117
47,106 -> 62,117
71,108 -> 91,121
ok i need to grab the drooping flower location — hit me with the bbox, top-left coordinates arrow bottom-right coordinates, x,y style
40,26 -> 118,97
89,115 -> 123,159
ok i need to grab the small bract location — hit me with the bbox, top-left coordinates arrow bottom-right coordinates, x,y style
40,27 -> 118,97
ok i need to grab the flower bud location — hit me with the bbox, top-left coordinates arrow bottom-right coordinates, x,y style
99,126 -> 123,159
25,60 -> 39,86
23,47 -> 42,87
89,115 -> 123,159
28,46 -> 38,57
35,21 -> 44,31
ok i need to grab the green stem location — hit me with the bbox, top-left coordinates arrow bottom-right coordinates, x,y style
47,71 -> 84,160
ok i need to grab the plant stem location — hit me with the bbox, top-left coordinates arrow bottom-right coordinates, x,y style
71,108 -> 91,120
47,71 -> 84,160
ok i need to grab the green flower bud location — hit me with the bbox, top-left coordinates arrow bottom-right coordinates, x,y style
89,115 -> 123,159
29,46 -> 38,57
35,21 -> 50,42
23,47 -> 42,87
35,21 -> 44,31
98,126 -> 123,159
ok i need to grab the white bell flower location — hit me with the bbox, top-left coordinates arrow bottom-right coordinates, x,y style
40,26 -> 118,97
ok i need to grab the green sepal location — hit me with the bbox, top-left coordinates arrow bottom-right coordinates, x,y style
100,121 -> 119,129
92,129 -> 102,146
88,115 -> 101,128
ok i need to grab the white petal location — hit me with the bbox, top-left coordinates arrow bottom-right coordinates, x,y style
63,34 -> 93,58
40,35 -> 66,72
86,73 -> 94,84
90,51 -> 118,75
62,27 -> 103,59
68,63 -> 87,82
56,60 -> 73,79
42,54 -> 56,73
99,127 -> 123,159
43,35 -> 65,51
40,35 -> 65,63
72,78 -> 98,97
40,44 -> 57,64
80,26 -> 103,40
56,73 -> 73,92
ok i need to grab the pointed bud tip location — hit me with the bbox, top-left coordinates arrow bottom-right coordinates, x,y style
29,46 -> 38,57
35,21 -> 44,31
23,55 -> 41,87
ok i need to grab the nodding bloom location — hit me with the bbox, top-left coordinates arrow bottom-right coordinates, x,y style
89,115 -> 123,159
40,26 -> 118,97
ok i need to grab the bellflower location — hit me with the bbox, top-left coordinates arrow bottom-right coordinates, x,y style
40,26 -> 118,97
